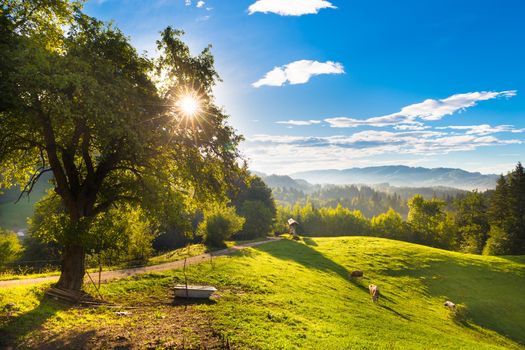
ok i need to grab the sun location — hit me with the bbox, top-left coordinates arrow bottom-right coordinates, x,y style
177,94 -> 200,117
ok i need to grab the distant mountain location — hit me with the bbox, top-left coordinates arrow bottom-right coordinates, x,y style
258,174 -> 314,192
289,166 -> 499,190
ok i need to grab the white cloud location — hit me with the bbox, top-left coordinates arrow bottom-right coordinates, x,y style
185,0 -> 191,6
248,0 -> 336,16
436,124 -> 525,136
196,1 -> 205,8
400,91 -> 516,121
324,90 -> 517,128
253,60 -> 344,88
243,129 -> 522,173
276,120 -> 322,126
393,123 -> 430,131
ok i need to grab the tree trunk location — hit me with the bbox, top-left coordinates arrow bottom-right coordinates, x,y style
56,244 -> 86,291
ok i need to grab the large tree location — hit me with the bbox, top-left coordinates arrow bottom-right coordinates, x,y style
0,2 -> 243,290
454,191 -> 490,254
486,163 -> 525,254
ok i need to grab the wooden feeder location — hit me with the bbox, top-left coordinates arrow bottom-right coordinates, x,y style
287,218 -> 299,240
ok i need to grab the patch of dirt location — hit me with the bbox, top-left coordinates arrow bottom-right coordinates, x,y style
14,305 -> 229,350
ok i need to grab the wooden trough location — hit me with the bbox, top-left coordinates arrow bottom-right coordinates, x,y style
174,285 -> 217,299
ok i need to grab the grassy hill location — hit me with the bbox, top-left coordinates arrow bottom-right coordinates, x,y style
1,237 -> 524,349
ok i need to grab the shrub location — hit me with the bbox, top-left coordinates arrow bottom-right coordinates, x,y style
198,207 -> 245,247
449,304 -> 469,324
0,228 -> 23,270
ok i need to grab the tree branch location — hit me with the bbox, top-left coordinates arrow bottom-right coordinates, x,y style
15,167 -> 53,203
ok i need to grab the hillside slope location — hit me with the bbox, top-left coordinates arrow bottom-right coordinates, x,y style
1,237 -> 524,349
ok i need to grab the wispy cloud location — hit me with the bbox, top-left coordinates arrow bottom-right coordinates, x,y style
276,120 -> 322,126
242,129 -> 522,173
185,0 -> 191,6
324,90 -> 517,128
253,60 -> 344,88
196,1 -> 205,8
248,0 -> 336,16
196,15 -> 210,21
393,123 -> 430,131
436,124 -> 525,136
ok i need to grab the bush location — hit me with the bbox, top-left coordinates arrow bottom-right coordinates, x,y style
198,207 -> 245,247
28,193 -> 157,266
0,228 -> 22,270
449,304 -> 469,324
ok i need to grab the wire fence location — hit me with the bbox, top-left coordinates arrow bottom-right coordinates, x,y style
0,256 -> 155,277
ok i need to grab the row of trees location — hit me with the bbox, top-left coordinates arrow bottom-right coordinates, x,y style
272,184 -> 463,218
275,163 -> 525,255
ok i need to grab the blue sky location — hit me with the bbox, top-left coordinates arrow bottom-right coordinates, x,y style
85,0 -> 524,175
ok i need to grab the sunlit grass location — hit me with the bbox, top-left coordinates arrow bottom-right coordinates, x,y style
1,237 -> 524,349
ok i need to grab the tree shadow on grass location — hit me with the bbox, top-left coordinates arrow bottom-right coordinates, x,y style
254,239 -> 410,320
302,237 -> 318,246
382,254 -> 525,345
379,304 -> 410,321
0,295 -> 71,349
254,239 -> 350,280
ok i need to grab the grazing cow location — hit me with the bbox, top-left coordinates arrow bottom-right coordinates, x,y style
369,284 -> 380,302
444,301 -> 455,309
350,270 -> 364,277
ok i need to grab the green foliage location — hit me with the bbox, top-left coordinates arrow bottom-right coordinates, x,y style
407,195 -> 450,247
486,163 -> 525,254
123,208 -> 156,262
277,202 -> 369,237
231,175 -> 276,239
197,207 -> 245,247
233,176 -> 276,214
237,200 -> 274,239
271,183 -> 465,218
0,228 -> 22,269
454,191 -> 490,254
371,208 -> 412,241
28,192 -> 156,264
482,226 -> 513,256
459,224 -> 486,254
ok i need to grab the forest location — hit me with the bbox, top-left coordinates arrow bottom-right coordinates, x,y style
273,163 -> 525,256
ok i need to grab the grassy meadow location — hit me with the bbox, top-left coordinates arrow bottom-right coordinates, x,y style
1,237 -> 524,349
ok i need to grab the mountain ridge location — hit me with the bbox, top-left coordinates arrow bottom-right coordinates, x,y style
258,165 -> 499,191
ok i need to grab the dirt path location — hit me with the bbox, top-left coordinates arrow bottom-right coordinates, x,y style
0,238 -> 281,289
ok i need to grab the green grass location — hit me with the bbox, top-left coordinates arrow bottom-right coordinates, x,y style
1,237 -> 524,349
0,238 -> 268,281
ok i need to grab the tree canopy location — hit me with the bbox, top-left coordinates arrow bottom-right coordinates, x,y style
0,0 -> 244,289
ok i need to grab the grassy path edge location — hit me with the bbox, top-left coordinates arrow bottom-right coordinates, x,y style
0,237 -> 281,289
